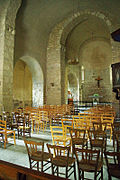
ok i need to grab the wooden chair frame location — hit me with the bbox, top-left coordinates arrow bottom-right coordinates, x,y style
24,139 -> 51,172
0,120 -> 16,148
47,144 -> 76,179
50,126 -> 71,147
75,148 -> 103,180
104,151 -> 120,180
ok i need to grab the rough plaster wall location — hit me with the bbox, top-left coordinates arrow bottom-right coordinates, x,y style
79,40 -> 112,102
13,60 -> 32,108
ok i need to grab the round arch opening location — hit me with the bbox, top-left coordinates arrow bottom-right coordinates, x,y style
13,56 -> 44,108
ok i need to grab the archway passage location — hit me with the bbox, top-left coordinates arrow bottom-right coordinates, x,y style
13,56 -> 44,109
13,60 -> 32,109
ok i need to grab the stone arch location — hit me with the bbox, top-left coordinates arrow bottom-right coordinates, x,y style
18,56 -> 44,107
47,10 -> 114,105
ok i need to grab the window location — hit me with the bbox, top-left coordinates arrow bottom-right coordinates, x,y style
81,66 -> 84,83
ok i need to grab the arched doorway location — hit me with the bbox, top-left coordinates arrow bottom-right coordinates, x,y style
13,60 -> 32,108
13,56 -> 44,108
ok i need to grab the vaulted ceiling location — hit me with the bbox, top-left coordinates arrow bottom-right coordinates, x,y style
15,0 -> 120,69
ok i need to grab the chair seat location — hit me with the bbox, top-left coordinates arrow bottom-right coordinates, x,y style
12,123 -> 17,126
73,138 -> 87,145
79,160 -> 103,172
0,130 -> 5,133
18,126 -> 30,129
108,163 -> 120,178
52,155 -> 75,167
6,130 -> 15,134
54,136 -> 70,142
31,151 -> 51,161
0,130 -> 14,134
91,139 -> 105,147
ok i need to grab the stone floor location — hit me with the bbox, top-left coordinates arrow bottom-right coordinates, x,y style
0,129 -> 119,180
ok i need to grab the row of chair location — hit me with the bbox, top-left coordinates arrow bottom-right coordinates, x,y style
24,126 -> 120,179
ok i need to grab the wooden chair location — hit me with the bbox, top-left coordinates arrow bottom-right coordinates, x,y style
30,108 -> 38,133
61,117 -> 73,130
3,112 -> 12,129
88,129 -> 107,160
104,151 -> 120,180
10,112 -> 19,131
112,122 -> 120,151
17,114 -> 31,138
24,139 -> 51,172
116,131 -> 120,152
101,114 -> 114,141
61,117 -> 73,139
47,144 -> 76,179
90,114 -> 102,130
38,110 -> 49,132
73,115 -> 88,130
74,148 -> 103,180
50,126 -> 70,147
69,128 -> 88,155
0,120 -> 16,148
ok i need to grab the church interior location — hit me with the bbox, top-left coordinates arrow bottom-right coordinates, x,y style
0,0 -> 120,179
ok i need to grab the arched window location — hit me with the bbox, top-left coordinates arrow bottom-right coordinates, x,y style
110,65 -> 112,84
81,66 -> 85,83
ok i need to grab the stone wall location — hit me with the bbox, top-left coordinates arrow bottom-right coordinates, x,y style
0,0 -> 22,112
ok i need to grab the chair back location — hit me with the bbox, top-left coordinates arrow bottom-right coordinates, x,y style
104,151 -> 120,179
0,120 -> 6,131
24,139 -> 44,157
47,143 -> 70,159
50,126 -> 66,143
70,128 -> 87,153
73,115 -> 87,130
75,148 -> 100,172
61,118 -> 73,129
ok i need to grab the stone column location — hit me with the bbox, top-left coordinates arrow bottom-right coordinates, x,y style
0,2 -> 6,113
3,0 -> 21,112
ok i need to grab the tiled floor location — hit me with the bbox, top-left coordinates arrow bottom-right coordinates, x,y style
0,129 -> 119,180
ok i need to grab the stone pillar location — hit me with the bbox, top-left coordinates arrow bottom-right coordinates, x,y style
0,2 -> 7,113
3,0 -> 21,111
46,30 -> 62,105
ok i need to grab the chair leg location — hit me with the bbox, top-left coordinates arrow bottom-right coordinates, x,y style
14,132 -> 16,145
18,129 -> 19,138
37,161 -> 39,171
52,164 -> 54,175
57,166 -> 59,176
41,161 -> 43,172
4,133 -> 7,149
82,171 -> 84,180
74,162 -> 77,180
101,167 -> 103,180
66,167 -> 68,179
78,166 -> 81,180
29,159 -> 32,169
